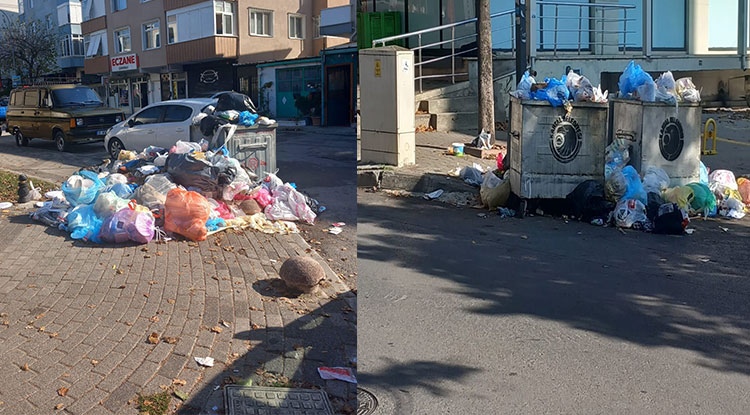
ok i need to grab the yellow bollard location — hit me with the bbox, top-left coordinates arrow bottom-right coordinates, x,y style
702,118 -> 718,155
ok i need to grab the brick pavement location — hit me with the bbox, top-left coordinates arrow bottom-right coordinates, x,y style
0,207 -> 356,414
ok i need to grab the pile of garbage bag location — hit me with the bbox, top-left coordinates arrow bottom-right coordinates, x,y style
511,70 -> 608,105
30,139 -> 322,244
618,61 -> 701,103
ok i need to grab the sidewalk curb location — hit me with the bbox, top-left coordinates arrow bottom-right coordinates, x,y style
357,167 -> 478,195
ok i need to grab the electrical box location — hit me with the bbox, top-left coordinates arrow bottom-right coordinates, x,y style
359,47 -> 415,167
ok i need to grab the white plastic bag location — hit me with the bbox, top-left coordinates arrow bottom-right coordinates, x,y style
511,71 -> 535,99
566,70 -> 595,102
675,77 -> 700,102
614,199 -> 647,228
105,173 -> 128,186
636,80 -> 656,102
93,192 -> 130,218
591,85 -> 609,103
266,184 -> 316,224
656,71 -> 676,91
642,166 -> 670,194
172,140 -> 201,154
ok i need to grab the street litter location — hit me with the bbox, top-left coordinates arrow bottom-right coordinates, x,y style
332,222 -> 345,227
0,202 -> 12,209
194,356 -> 215,367
328,227 -> 343,235
317,367 -> 357,384
28,92 -> 323,244
424,189 -> 444,200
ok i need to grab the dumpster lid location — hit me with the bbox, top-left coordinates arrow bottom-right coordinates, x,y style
510,95 -> 609,108
610,97 -> 701,107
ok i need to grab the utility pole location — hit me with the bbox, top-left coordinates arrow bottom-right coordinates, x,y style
476,0 -> 495,145
515,0 -> 528,84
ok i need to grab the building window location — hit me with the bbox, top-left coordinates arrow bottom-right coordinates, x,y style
167,15 -> 177,44
288,14 -> 304,39
143,20 -> 160,50
652,0 -> 686,50
112,0 -> 126,12
84,30 -> 107,57
114,27 -> 131,54
18,0 -> 23,15
215,1 -> 235,35
46,14 -> 52,29
28,0 -> 33,8
313,15 -> 320,38
60,34 -> 83,57
249,9 -> 272,37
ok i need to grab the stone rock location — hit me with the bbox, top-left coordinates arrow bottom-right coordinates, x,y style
279,256 -> 325,293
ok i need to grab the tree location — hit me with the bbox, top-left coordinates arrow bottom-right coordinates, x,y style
0,13 -> 61,84
476,0 -> 495,145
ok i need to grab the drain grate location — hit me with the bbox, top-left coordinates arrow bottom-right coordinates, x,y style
224,385 -> 334,415
357,388 -> 378,415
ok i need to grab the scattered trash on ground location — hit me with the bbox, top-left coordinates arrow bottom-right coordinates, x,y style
423,189 -> 444,200
194,356 -> 215,367
317,367 -> 357,384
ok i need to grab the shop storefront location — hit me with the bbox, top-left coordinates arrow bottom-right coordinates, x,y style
184,60 -> 235,98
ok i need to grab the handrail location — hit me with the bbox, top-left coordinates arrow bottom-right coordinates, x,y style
539,1 -> 635,9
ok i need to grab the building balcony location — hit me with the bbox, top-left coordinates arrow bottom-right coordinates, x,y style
84,55 -> 109,74
81,15 -> 106,35
164,0 -> 210,11
166,36 -> 237,65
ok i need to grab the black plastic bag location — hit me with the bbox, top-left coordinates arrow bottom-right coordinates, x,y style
166,153 -> 235,193
566,180 -> 614,221
200,114 -> 229,136
646,192 -> 665,221
653,203 -> 687,235
215,92 -> 257,113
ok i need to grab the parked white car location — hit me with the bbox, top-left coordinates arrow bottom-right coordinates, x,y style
104,98 -> 216,158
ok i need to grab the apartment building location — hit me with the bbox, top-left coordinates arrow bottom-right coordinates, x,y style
17,0 -> 84,78
80,0 -> 350,115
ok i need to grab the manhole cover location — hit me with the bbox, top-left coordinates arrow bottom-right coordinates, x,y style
224,385 -> 334,415
357,388 -> 378,415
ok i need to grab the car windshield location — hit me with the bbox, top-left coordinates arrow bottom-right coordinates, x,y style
51,88 -> 103,107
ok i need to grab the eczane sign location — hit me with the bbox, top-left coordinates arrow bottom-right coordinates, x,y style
111,54 -> 138,72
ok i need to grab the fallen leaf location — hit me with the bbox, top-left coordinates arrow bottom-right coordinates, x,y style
172,379 -> 187,386
141,247 -> 149,252
48,332 -> 58,338
54,403 -> 64,410
21,363 -> 29,371
220,320 -> 230,328
35,313 -> 45,319
249,306 -> 260,311
116,269 -> 123,275
117,285 -> 126,289
91,360 -> 98,366
149,315 -> 160,323
251,323 -> 260,330
211,276 -> 219,281
210,326 -> 223,334
174,390 -> 188,401
143,293 -> 150,298
144,255 -> 152,259
162,336 -> 178,344
57,387 -> 68,397
147,332 -> 159,344
148,280 -> 157,285
167,298 -> 175,304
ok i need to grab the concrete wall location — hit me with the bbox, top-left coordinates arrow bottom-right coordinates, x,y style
237,0 -> 314,64
105,0 -> 168,71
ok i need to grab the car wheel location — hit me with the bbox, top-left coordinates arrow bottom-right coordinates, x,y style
15,130 -> 28,147
108,138 -> 124,159
54,131 -> 67,152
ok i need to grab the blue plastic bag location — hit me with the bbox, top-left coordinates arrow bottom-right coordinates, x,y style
699,161 -> 709,185
66,204 -> 104,243
206,217 -> 226,232
62,171 -> 105,206
621,165 -> 647,204
618,61 -> 654,98
532,77 -> 570,107
103,183 -> 136,199
239,111 -> 259,126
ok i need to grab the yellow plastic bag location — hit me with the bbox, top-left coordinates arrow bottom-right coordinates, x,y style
117,150 -> 137,161
662,186 -> 694,210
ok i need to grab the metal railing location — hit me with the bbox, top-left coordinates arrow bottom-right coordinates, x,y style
537,1 -> 636,56
371,1 -> 637,93
373,9 -> 516,93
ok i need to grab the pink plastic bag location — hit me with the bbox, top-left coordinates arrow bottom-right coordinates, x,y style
251,187 -> 272,208
100,208 -> 155,244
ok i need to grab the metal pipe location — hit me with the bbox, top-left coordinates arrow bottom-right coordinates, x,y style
451,26 -> 455,84
622,8 -> 627,55
553,4 -> 558,56
418,33 -> 423,93
577,5 -> 582,55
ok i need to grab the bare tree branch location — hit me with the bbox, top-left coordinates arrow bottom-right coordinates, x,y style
0,17 -> 61,83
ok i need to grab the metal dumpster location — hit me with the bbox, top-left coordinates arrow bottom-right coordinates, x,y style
609,99 -> 701,186
509,96 -> 608,209
225,124 -> 277,180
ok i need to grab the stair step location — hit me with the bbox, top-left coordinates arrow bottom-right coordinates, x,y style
434,112 -> 478,133
415,113 -> 432,129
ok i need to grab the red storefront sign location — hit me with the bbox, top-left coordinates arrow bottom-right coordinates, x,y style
111,54 -> 139,72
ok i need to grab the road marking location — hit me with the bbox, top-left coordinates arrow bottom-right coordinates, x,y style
717,137 -> 750,147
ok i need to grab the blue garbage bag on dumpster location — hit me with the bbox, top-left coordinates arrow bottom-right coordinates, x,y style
618,61 -> 654,98
65,204 -> 104,243
531,77 -> 570,107
239,111 -> 259,126
62,170 -> 104,206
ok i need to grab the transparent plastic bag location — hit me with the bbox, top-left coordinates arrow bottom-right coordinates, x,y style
642,166 -> 670,194
480,171 -> 510,210
66,204 -> 104,243
686,183 -> 717,216
511,70 -> 535,99
605,168 -> 628,203
172,140 -> 202,154
105,173 -> 128,186
708,169 -> 738,192
675,77 -> 701,102
266,184 -> 317,224
566,70 -> 595,102
93,192 -> 130,218
614,199 -> 648,228
636,80 -> 656,102
62,171 -> 104,207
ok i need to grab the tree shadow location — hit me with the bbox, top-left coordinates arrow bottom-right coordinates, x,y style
176,290 -> 357,415
358,193 -> 750,377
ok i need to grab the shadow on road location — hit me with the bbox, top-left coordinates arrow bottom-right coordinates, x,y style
358,193 -> 750,376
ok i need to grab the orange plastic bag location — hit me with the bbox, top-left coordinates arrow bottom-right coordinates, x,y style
738,177 -> 750,205
164,188 -> 210,241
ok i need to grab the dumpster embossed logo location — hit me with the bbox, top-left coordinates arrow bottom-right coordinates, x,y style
659,117 -> 684,161
200,70 -> 219,84
549,115 -> 582,163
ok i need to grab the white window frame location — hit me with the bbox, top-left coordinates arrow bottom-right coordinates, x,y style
84,30 -> 107,57
142,20 -> 161,50
114,26 -> 131,54
288,13 -> 304,40
29,0 -> 33,9
112,0 -> 126,12
18,0 -> 24,15
167,15 -> 177,44
214,1 -> 235,36
71,34 -> 84,56
312,15 -> 320,39
249,8 -> 272,37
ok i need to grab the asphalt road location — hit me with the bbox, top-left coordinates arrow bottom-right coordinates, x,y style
358,189 -> 750,414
